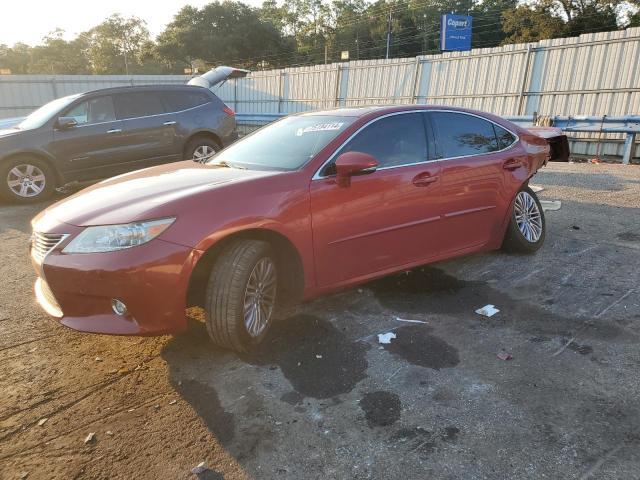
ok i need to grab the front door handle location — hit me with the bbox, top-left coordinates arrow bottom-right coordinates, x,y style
412,172 -> 439,187
163,121 -> 177,126
107,128 -> 122,134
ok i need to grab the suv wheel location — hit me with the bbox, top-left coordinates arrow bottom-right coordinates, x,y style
502,186 -> 546,253
0,157 -> 56,204
186,138 -> 220,163
204,240 -> 277,352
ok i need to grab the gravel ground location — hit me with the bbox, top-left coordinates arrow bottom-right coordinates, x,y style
1,162 -> 639,480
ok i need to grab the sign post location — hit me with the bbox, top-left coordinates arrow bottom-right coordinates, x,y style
440,14 -> 473,51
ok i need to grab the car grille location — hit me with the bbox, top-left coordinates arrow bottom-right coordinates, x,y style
31,232 -> 68,262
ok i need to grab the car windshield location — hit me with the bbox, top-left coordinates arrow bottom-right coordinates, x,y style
208,115 -> 355,171
17,94 -> 81,130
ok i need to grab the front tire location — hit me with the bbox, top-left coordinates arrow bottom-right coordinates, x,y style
502,186 -> 546,253
0,157 -> 56,204
205,240 -> 277,352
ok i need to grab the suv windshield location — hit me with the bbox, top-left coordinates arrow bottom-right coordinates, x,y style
209,115 -> 355,171
18,94 -> 81,130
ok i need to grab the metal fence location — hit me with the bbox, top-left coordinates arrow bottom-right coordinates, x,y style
1,27 -> 639,159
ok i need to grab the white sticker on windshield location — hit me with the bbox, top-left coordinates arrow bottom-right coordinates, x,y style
296,122 -> 344,136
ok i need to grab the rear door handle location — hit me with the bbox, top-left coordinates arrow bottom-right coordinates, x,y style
503,159 -> 524,170
107,128 -> 122,134
412,173 -> 439,187
163,121 -> 177,126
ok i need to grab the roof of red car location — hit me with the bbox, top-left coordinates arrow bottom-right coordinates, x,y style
298,104 -> 472,118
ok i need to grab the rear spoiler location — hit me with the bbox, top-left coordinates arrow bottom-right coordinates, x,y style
187,66 -> 250,90
526,126 -> 570,162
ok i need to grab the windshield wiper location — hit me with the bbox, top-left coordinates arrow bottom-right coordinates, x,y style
208,160 -> 246,170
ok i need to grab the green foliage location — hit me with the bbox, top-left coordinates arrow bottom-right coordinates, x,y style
0,0 -> 637,74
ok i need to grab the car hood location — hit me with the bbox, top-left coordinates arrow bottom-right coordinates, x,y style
0,128 -> 23,138
35,161 -> 280,228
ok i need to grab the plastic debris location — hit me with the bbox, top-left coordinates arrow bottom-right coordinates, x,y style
497,351 -> 513,361
530,185 -> 545,193
393,316 -> 427,324
106,430 -> 114,435
315,354 -> 323,359
378,332 -> 397,344
84,432 -> 96,443
475,304 -> 500,317
191,461 -> 207,475
169,399 -> 177,405
94,357 -> 103,362
540,200 -> 561,211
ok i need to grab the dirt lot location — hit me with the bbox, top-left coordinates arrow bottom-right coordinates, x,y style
1,162 -> 639,480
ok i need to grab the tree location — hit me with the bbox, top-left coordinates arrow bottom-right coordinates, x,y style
502,4 -> 565,43
29,29 -> 91,74
157,2 -> 289,70
0,43 -> 32,74
84,14 -> 151,74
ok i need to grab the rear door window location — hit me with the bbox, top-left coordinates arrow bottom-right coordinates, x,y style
65,96 -> 115,125
161,91 -> 210,112
114,92 -> 165,120
430,112 -> 499,158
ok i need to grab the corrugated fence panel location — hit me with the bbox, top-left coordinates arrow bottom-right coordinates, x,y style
1,28 -> 639,157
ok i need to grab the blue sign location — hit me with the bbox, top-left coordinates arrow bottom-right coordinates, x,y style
440,14 -> 473,51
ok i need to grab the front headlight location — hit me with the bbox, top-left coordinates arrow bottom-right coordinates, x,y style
62,217 -> 176,253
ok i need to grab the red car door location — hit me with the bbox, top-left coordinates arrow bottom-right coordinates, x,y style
428,111 -> 517,253
309,112 -> 442,287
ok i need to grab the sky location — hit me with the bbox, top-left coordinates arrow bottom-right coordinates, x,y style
0,0 -> 263,46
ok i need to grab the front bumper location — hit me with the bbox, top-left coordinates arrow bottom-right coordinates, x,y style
32,229 -> 201,336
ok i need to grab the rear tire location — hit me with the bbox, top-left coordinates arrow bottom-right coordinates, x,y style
0,157 -> 56,204
502,186 -> 546,253
205,240 -> 277,352
185,137 -> 220,163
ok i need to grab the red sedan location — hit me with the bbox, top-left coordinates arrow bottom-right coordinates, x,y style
31,105 -> 566,352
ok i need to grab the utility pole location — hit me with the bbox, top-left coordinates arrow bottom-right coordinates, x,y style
385,8 -> 392,59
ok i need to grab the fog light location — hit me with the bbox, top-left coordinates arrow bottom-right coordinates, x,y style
111,299 -> 127,316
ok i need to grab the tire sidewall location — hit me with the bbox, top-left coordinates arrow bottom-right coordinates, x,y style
234,248 -> 278,350
505,186 -> 546,253
0,157 -> 55,204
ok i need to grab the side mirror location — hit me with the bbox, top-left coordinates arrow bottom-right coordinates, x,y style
334,151 -> 379,187
56,117 -> 78,130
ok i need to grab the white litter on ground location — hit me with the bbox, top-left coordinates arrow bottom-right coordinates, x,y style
393,316 -> 427,324
84,432 -> 96,443
37,418 -> 48,426
540,200 -> 562,211
530,185 -> 545,193
378,332 -> 397,344
475,304 -> 500,317
191,461 -> 207,474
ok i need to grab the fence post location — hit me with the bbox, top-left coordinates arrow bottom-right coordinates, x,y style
50,77 -> 58,99
517,44 -> 533,115
277,71 -> 285,114
411,57 -> 421,104
622,132 -> 636,165
334,65 -> 342,107
233,78 -> 238,112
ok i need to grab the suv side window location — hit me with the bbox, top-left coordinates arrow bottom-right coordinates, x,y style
494,124 -> 517,150
161,91 -> 210,112
65,96 -> 116,125
322,113 -> 427,175
114,92 -> 165,120
430,112 -> 499,158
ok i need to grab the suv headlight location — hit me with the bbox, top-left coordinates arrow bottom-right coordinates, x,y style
63,217 -> 175,253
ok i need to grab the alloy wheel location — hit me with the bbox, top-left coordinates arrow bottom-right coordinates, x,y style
514,190 -> 543,243
7,164 -> 46,198
192,145 -> 216,163
243,257 -> 277,337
